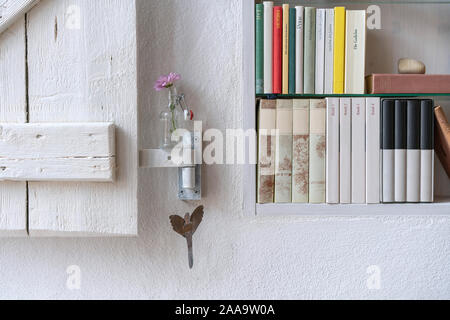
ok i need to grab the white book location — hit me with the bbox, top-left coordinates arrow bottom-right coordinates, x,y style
351,98 -> 366,203
366,98 -> 380,203
275,99 -> 293,203
339,98 -> 351,204
314,9 -> 325,94
295,6 -> 304,94
324,9 -> 334,94
292,99 -> 309,203
326,98 -> 339,203
309,99 -> 326,203
344,10 -> 366,94
263,1 -> 273,94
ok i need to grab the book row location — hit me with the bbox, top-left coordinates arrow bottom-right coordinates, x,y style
255,2 -> 366,95
256,98 -> 435,204
381,99 -> 434,203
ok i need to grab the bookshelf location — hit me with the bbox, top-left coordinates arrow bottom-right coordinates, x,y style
242,0 -> 450,216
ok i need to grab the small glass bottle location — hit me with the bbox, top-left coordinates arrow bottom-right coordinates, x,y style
159,86 -> 183,152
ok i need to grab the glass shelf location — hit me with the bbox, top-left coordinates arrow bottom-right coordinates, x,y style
256,93 -> 450,99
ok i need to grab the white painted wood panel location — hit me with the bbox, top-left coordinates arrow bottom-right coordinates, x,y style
0,122 -> 115,182
26,0 -> 137,236
0,17 -> 27,236
0,0 -> 39,34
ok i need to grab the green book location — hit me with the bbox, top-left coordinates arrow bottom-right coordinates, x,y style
288,8 -> 296,94
255,4 -> 264,94
303,7 -> 316,94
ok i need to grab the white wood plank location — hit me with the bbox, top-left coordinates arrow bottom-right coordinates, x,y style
0,123 -> 115,182
27,0 -> 137,236
242,0 -> 256,217
0,17 -> 27,236
0,0 -> 39,34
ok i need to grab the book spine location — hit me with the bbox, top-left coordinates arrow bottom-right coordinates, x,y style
288,8 -> 296,94
366,97 -> 380,203
434,106 -> 450,178
351,97 -> 366,203
344,10 -> 366,94
272,6 -> 282,94
263,1 -> 273,94
303,7 -> 316,94
295,6 -> 304,94
309,99 -> 326,203
315,9 -> 325,94
333,7 -> 345,94
255,4 -> 264,94
382,99 -> 395,203
282,4 -> 289,94
257,99 -> 276,203
394,100 -> 407,202
275,99 -> 293,203
326,97 -> 339,203
324,8 -> 334,95
339,98 -> 351,203
292,99 -> 309,203
406,99 -> 421,202
420,99 -> 434,202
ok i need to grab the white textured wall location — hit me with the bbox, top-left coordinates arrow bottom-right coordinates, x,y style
0,0 -> 449,299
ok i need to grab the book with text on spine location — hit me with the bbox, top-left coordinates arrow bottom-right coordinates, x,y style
351,97 -> 366,203
324,8 -> 334,95
295,6 -> 304,94
315,8 -> 325,94
309,99 -> 326,203
303,7 -> 316,94
344,10 -> 366,94
339,98 -> 351,204
366,97 -> 380,204
326,97 -> 339,204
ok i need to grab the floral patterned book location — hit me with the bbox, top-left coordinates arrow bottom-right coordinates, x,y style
309,99 -> 326,203
292,99 -> 309,203
257,99 -> 277,203
275,99 -> 293,203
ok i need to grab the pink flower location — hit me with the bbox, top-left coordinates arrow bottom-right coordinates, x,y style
154,72 -> 181,91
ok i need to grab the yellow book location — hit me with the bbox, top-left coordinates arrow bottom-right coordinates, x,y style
282,4 -> 289,94
333,7 -> 346,94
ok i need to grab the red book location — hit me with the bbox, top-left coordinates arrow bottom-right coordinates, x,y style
366,74 -> 450,94
272,6 -> 282,94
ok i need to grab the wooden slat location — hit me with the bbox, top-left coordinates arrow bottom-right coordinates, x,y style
0,122 -> 115,182
0,17 -> 27,236
26,0 -> 137,236
0,0 -> 39,34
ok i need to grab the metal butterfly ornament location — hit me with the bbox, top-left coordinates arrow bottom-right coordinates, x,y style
170,205 -> 204,269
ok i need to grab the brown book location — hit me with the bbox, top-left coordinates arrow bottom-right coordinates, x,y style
435,106 -> 450,178
366,74 -> 450,94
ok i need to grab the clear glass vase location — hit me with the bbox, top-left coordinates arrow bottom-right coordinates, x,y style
159,86 -> 184,152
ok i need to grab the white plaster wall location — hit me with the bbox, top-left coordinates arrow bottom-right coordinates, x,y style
0,0 -> 449,299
